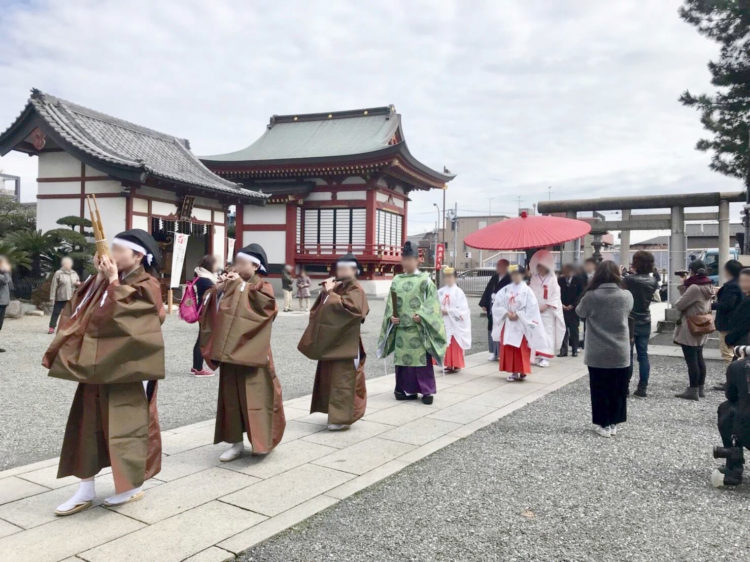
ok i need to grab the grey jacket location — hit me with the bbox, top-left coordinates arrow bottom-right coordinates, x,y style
0,271 -> 12,306
50,268 -> 80,302
576,283 -> 634,369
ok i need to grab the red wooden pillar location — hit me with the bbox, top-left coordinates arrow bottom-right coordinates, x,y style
235,201 -> 244,249
285,201 -> 297,266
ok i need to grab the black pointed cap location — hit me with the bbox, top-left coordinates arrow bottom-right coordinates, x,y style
402,240 -> 417,258
336,253 -> 360,271
113,229 -> 161,270
237,243 -> 268,273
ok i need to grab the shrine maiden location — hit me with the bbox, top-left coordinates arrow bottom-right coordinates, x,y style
437,266 -> 471,372
44,229 -> 165,515
378,241 -> 447,404
298,254 -> 369,430
492,265 -> 548,381
528,250 -> 565,367
200,244 -> 286,461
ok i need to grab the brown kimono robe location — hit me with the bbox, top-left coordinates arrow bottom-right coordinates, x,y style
200,275 -> 285,453
42,267 -> 165,492
298,279 -> 369,425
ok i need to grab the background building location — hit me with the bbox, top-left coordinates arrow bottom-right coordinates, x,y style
202,105 -> 454,295
0,89 -> 265,290
0,172 -> 21,201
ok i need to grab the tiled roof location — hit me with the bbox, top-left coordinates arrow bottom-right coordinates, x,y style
201,105 -> 454,186
0,89 -> 266,201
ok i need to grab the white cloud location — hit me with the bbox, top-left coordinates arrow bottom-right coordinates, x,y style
0,0 -> 742,233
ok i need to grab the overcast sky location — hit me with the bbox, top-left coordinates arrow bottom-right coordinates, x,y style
0,0 -> 742,239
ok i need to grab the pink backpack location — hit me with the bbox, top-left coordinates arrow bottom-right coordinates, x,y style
179,277 -> 202,324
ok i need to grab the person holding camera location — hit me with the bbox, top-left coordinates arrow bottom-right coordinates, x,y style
712,346 -> 750,487
673,260 -> 714,401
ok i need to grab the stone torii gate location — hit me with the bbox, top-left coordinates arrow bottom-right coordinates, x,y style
537,191 -> 745,304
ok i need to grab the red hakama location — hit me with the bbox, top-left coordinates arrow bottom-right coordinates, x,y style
498,326 -> 531,375
443,336 -> 465,370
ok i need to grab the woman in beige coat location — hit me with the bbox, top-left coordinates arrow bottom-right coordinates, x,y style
673,260 -> 714,400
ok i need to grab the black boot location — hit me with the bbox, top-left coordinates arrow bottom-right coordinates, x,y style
698,385 -> 706,398
634,384 -> 647,398
394,391 -> 418,401
675,387 -> 699,401
421,395 -> 434,405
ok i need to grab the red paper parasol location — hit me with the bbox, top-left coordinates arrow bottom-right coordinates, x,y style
464,212 -> 591,250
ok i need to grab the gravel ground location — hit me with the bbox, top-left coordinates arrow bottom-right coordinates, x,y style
0,296 -> 488,470
241,356 -> 750,562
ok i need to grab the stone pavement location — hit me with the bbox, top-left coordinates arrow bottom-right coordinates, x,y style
0,352 -> 588,562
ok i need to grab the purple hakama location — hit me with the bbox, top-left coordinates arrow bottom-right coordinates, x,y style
395,355 -> 437,396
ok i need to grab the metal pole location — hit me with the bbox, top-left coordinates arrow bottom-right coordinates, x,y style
619,209 -> 631,269
718,198 -> 730,284
669,206 -> 686,304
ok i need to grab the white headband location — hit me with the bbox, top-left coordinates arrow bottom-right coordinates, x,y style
337,261 -> 358,268
112,237 -> 153,266
236,251 -> 266,272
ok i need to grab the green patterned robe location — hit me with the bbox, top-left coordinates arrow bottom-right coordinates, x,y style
377,271 -> 447,366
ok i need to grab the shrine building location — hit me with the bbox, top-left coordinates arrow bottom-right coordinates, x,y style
0,89 -> 266,288
201,105 -> 454,294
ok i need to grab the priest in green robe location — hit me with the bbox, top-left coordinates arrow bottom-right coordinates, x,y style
377,241 -> 447,404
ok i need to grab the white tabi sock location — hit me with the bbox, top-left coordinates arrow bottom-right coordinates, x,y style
105,486 -> 143,506
219,441 -> 245,462
56,478 -> 95,512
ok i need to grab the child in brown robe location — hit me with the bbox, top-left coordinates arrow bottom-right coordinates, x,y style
299,254 -> 369,431
200,243 -> 286,461
45,229 -> 165,516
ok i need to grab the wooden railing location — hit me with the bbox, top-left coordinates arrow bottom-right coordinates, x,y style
295,243 -> 402,260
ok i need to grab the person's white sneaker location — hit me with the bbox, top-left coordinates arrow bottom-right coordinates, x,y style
104,486 -> 144,507
609,424 -> 617,436
55,480 -> 95,516
327,424 -> 350,431
219,442 -> 245,462
536,358 -> 550,368
594,425 -> 611,438
487,353 -> 497,361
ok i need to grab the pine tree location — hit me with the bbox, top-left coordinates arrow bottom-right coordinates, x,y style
679,0 -> 750,252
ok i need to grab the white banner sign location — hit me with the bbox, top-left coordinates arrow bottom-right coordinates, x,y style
170,233 -> 190,288
227,238 -> 236,263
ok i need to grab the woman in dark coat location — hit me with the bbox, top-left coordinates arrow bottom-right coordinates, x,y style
576,261 -> 633,438
713,260 -> 744,366
191,255 -> 218,377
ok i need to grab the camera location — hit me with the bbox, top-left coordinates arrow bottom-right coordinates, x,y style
713,445 -> 745,464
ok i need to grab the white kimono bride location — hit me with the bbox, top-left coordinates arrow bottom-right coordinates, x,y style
528,250 -> 565,366
491,278 -> 549,359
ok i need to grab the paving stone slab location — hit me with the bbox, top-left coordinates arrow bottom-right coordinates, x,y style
325,460 -> 408,500
79,501 -> 264,562
363,402 -> 434,426
426,400 -> 498,424
161,424 -> 216,455
0,477 -> 49,506
16,465 -> 78,490
154,444 -> 226,482
221,464 -> 353,517
282,419 -> 326,441
183,546 -> 235,562
301,420 -> 393,449
0,518 -> 22,539
378,417 -> 462,446
0,458 -> 58,481
397,435 -> 462,464
224,439 -> 336,480
107,467 -> 259,524
312,437 -> 414,475
0,507 -> 143,562
0,475 -> 157,530
219,495 -> 339,554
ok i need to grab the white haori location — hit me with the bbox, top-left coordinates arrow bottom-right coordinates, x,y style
438,284 -> 472,349
491,281 -> 548,351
